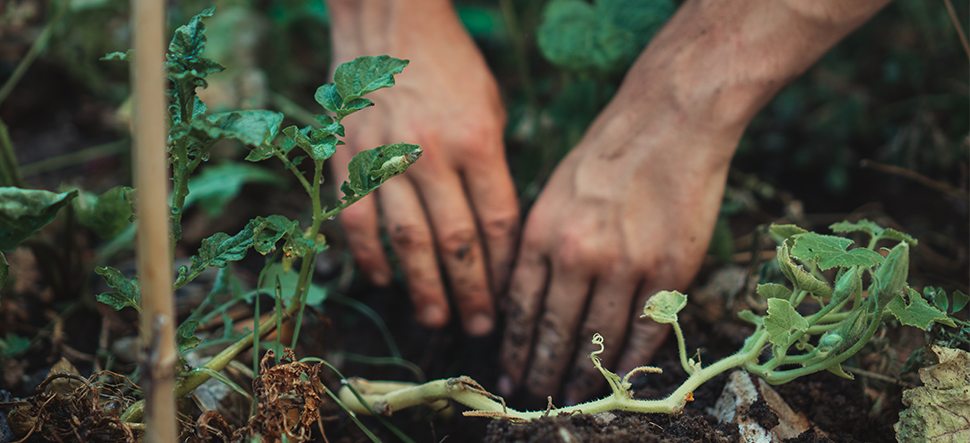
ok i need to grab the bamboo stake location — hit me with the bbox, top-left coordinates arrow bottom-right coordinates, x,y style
131,0 -> 176,441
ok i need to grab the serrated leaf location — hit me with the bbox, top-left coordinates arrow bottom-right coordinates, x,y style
260,262 -> 327,306
314,83 -> 342,113
166,7 -> 224,83
194,110 -> 284,148
177,319 -> 201,353
95,266 -> 140,312
888,288 -> 955,329
757,283 -> 792,300
283,125 -> 337,162
791,233 -> 884,270
73,186 -> 134,240
100,50 -> 135,61
639,290 -> 687,324
764,298 -> 809,347
251,215 -> 300,255
769,224 -> 808,245
333,55 -> 409,102
880,227 -> 917,246
0,188 -> 78,250
185,162 -> 286,218
952,290 -> 969,314
829,219 -> 884,237
175,224 -> 256,288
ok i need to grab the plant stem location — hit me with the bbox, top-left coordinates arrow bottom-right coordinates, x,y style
670,321 -> 693,375
0,118 -> 26,187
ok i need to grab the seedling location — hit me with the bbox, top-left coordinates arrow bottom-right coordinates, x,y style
337,221 -> 959,420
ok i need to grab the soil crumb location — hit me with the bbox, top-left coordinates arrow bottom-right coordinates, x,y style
484,411 -> 738,443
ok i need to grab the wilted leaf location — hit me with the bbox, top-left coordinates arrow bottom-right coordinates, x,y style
177,319 -> 202,353
95,266 -> 140,312
791,233 -> 883,270
764,298 -> 809,347
776,243 -> 833,299
888,288 -> 955,329
185,162 -> 286,218
640,290 -> 687,324
756,283 -> 792,300
0,188 -> 78,250
895,346 -> 970,443
333,55 -> 409,102
73,186 -> 134,240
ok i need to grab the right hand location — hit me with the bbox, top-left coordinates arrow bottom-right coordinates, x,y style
326,0 -> 519,336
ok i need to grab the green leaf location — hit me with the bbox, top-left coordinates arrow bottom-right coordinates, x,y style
346,144 -> 422,194
0,252 -> 7,292
166,7 -> 225,85
95,266 -> 141,312
756,283 -> 792,300
194,110 -> 284,148
926,287 -> 948,313
737,309 -> 762,326
829,219 -> 917,246
337,98 -> 374,121
185,162 -> 287,218
283,125 -> 337,162
73,186 -> 134,240
763,298 -> 809,347
776,243 -> 833,299
826,363 -> 855,380
639,290 -> 687,324
251,215 -> 300,255
791,233 -> 884,270
0,188 -> 78,250
952,290 -> 969,314
175,224 -> 255,288
177,319 -> 202,353
260,262 -> 327,306
888,287 -> 955,329
597,0 -> 674,48
879,227 -> 917,246
769,224 -> 808,245
537,0 -> 637,74
314,84 -> 342,114
0,333 -> 31,357
333,55 -> 409,102
100,50 -> 135,62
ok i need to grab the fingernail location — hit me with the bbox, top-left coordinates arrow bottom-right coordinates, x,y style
419,305 -> 448,328
497,374 -> 514,397
467,313 -> 494,337
369,270 -> 391,286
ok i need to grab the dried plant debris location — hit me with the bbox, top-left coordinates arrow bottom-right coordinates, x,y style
0,358 -> 138,443
189,349 -> 327,443
895,345 -> 970,443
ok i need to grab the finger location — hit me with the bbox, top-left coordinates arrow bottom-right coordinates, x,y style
563,274 -> 640,404
377,175 -> 451,329
412,164 -> 495,337
460,140 -> 520,294
332,115 -> 393,286
523,264 -> 592,398
616,287 -> 672,375
499,247 -> 549,390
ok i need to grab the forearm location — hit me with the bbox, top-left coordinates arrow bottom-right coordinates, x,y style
613,0 -> 891,150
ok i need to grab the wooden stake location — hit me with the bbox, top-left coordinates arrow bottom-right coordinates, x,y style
131,0 -> 176,441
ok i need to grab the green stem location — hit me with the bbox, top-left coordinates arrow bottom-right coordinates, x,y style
670,321 -> 694,375
0,119 -> 26,187
19,138 -> 129,177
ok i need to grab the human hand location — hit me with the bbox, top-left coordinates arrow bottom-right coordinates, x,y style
326,0 -> 519,336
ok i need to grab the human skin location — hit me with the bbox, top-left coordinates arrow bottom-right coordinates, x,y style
326,0 -> 892,401
326,0 -> 519,337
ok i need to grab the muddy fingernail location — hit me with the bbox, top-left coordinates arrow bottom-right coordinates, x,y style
467,313 -> 494,336
419,305 -> 448,328
497,374 -> 514,397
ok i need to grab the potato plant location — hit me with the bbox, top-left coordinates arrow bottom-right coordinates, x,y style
337,221 -> 964,421
0,7 -> 421,426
